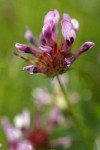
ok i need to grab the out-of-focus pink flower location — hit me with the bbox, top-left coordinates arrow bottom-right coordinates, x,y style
14,10 -> 94,77
1,118 -> 22,150
32,88 -> 52,108
49,107 -> 64,125
1,107 -> 71,150
17,143 -> 32,150
47,107 -> 65,133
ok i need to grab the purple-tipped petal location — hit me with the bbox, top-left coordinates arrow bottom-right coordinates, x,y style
39,45 -> 52,54
61,13 -> 78,47
23,65 -> 35,74
17,143 -> 32,150
40,33 -> 46,45
15,43 -> 39,57
42,10 -> 59,44
74,42 -> 95,58
61,19 -> 76,46
63,13 -> 79,31
41,23 -> 52,44
41,21 -> 57,44
23,65 -> 42,74
44,9 -> 60,25
42,21 -> 53,38
25,28 -> 38,48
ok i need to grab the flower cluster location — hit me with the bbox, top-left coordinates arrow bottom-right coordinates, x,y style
15,10 -> 94,77
1,88 -> 71,150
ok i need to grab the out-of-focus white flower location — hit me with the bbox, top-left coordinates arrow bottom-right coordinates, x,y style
14,109 -> 30,129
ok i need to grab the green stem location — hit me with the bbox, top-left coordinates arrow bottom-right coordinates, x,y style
57,76 -> 92,150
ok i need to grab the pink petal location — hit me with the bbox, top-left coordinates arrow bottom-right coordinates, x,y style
61,19 -> 76,43
15,43 -> 39,57
25,28 -> 38,47
23,65 -> 42,74
39,45 -> 52,54
44,9 -> 60,25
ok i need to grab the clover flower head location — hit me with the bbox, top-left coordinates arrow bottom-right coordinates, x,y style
15,9 -> 94,77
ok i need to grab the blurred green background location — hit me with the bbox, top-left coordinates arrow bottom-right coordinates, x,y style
0,0 -> 100,149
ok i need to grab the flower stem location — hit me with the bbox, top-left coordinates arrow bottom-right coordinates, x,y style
56,76 -> 92,150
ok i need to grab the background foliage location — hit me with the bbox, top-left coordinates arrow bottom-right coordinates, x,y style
0,0 -> 100,149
